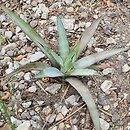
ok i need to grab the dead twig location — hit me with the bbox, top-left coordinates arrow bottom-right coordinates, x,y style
50,103 -> 86,129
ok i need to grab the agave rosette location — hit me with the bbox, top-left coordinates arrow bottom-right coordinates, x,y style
2,6 -> 129,130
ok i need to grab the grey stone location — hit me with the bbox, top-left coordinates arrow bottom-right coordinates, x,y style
103,68 -> 113,75
5,68 -> 14,74
37,101 -> 44,105
22,101 -> 32,108
30,20 -> 38,28
72,125 -> 78,130
5,31 -> 13,39
6,50 -> 14,56
0,15 -> 6,22
21,111 -> 31,119
32,115 -> 41,121
62,18 -> 75,31
61,106 -> 68,116
28,86 -> 37,93
87,37 -> 96,48
122,64 -> 130,72
16,26 -> 21,34
45,84 -> 61,94
65,95 -> 76,105
29,110 -> 35,116
106,37 -> 116,44
35,4 -> 49,19
100,80 -> 113,93
1,43 -> 17,55
30,120 -> 41,129
24,72 -> 31,81
19,58 -> 30,65
16,121 -> 31,130
46,114 -> 56,124
11,116 -> 22,127
85,22 -> 91,28
28,51 -> 45,62
100,118 -> 110,130
64,0 -> 73,5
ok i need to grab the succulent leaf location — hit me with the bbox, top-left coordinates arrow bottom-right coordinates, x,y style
74,48 -> 129,69
78,16 -> 104,57
57,16 -> 69,61
66,78 -> 101,130
70,68 -> 100,76
1,62 -> 49,84
63,42 -> 79,73
44,46 -> 63,67
35,67 -> 64,78
2,6 -> 57,66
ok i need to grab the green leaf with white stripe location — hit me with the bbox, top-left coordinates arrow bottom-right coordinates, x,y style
57,16 -> 69,61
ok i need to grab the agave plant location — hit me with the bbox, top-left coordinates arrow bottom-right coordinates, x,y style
2,6 -> 129,130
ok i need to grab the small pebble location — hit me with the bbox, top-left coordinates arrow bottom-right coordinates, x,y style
46,114 -> 56,124
59,122 -> 65,129
16,121 -> 31,130
28,86 -> 37,93
30,120 -> 41,129
62,18 -> 75,31
1,43 -> 17,55
103,68 -> 113,75
87,37 -> 96,48
0,15 -> 6,22
67,7 -> 74,12
22,101 -> 32,108
42,106 -> 52,115
45,84 -> 61,94
61,106 -> 68,116
100,118 -> 110,130
56,113 -> 64,121
19,58 -> 30,65
106,37 -> 116,44
37,101 -> 44,105
95,47 -> 104,52
112,112 -> 120,122
7,50 -> 14,56
30,20 -> 38,28
28,51 -> 45,62
122,64 -> 130,72
49,126 -> 57,130
85,22 -> 91,28
29,110 -> 35,116
100,80 -> 113,93
24,72 -> 31,80
103,105 -> 110,110
5,31 -> 13,39
128,50 -> 130,57
72,125 -> 78,130
11,116 -> 22,127
21,111 -> 31,119
64,0 -> 73,5
65,95 -> 76,105
16,26 -> 21,34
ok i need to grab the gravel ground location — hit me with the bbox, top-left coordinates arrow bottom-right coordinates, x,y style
0,0 -> 130,130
